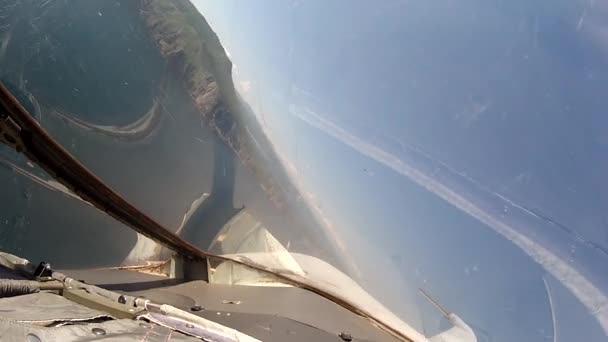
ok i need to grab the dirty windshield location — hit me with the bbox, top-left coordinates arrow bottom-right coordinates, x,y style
2,1 -> 608,341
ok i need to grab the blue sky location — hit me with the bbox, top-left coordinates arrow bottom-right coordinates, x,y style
191,1 -> 608,340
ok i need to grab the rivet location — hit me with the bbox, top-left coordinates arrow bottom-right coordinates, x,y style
117,295 -> 126,304
26,334 -> 42,342
185,323 -> 194,329
128,308 -> 135,312
339,332 -> 353,342
190,304 -> 204,312
139,322 -> 148,328
92,328 -> 106,336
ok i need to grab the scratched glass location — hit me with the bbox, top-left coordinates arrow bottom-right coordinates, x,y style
1,1 -> 607,341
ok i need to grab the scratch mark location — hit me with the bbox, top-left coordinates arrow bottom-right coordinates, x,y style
543,276 -> 558,342
577,9 -> 587,31
290,105 -> 608,334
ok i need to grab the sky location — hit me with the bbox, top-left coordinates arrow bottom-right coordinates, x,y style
191,1 -> 608,341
